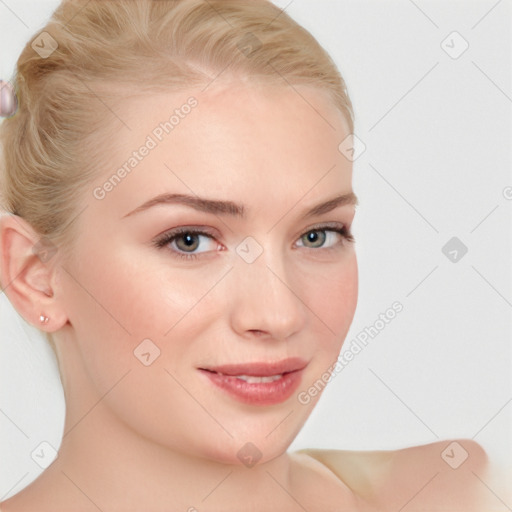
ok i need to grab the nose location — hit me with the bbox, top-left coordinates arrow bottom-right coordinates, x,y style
228,248 -> 307,341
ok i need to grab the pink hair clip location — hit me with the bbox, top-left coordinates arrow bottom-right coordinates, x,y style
0,80 -> 18,118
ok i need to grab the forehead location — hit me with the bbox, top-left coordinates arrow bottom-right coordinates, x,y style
90,82 -> 353,218
116,81 -> 349,144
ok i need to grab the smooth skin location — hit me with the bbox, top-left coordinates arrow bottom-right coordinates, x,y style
0,82 -> 495,511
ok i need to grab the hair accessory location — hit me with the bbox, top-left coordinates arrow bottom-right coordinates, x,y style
0,80 -> 18,118
39,314 -> 50,324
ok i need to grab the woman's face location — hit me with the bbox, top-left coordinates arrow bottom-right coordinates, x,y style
56,82 -> 358,464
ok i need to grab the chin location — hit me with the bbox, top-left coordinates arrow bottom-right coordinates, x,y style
193,429 -> 297,468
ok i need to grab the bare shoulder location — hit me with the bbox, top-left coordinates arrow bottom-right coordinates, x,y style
297,439 -> 492,511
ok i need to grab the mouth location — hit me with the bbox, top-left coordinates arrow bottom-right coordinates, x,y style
197,358 -> 308,406
198,357 -> 308,377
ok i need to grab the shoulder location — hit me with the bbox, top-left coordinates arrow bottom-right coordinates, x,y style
296,439 -> 490,511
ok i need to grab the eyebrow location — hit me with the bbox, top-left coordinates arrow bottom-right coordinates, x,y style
122,191 -> 358,219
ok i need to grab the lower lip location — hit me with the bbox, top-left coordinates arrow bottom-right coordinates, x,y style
199,369 -> 304,406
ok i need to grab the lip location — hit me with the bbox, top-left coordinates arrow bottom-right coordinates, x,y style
201,357 -> 308,377
198,357 -> 308,406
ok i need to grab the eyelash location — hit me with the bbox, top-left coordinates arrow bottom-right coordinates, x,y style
153,224 -> 355,261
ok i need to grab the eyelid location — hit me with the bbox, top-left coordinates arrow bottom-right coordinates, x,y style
293,220 -> 349,240
153,225 -> 221,245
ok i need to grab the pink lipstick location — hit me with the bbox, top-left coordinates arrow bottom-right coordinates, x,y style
198,358 -> 307,406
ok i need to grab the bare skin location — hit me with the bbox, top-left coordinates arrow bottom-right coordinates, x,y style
0,83 -> 499,511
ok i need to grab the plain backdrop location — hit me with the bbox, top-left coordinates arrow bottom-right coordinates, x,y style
1,0 -> 511,502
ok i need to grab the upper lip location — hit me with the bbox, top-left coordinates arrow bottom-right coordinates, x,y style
199,357 -> 308,377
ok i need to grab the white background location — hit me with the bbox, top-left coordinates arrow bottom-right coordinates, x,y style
1,0 -> 511,503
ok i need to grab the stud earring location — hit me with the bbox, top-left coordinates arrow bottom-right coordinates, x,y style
39,314 -> 49,324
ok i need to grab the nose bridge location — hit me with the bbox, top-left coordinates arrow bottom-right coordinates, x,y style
229,239 -> 306,338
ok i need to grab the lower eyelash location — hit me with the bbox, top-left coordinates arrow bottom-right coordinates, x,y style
174,252 -> 200,261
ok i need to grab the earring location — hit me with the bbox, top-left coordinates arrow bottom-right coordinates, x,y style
39,314 -> 49,324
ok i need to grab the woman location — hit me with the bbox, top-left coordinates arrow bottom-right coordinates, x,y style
0,0 -> 494,510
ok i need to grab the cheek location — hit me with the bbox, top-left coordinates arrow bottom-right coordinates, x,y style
60,243 -> 229,380
299,252 -> 358,343
292,253 -> 358,406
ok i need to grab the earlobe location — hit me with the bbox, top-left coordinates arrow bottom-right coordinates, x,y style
0,214 -> 67,330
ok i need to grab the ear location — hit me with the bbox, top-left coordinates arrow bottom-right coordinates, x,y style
0,213 -> 68,331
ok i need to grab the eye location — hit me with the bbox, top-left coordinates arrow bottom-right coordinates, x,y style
154,228 -> 219,260
296,225 -> 354,250
173,232 -> 212,253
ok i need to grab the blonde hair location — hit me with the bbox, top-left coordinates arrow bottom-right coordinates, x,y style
0,0 -> 354,348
